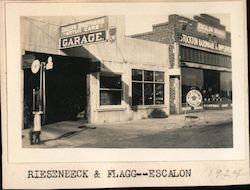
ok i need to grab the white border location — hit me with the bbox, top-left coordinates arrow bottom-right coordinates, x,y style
3,1 -> 248,163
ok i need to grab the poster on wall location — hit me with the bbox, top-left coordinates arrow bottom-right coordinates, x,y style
1,0 -> 249,189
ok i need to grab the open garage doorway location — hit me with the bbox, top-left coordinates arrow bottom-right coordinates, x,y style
23,52 -> 99,128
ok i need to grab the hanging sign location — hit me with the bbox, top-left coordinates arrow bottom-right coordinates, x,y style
186,89 -> 202,107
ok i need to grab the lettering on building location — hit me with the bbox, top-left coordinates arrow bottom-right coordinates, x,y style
197,22 -> 226,39
60,16 -> 107,38
60,31 -> 107,49
179,34 -> 231,54
59,16 -> 108,49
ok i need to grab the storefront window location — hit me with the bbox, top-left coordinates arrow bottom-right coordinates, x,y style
155,84 -> 164,104
132,69 -> 142,81
132,69 -> 164,106
155,71 -> 164,82
144,83 -> 154,105
100,73 -> 122,105
181,67 -> 232,105
220,72 -> 232,100
132,82 -> 143,105
144,70 -> 153,81
182,67 -> 203,89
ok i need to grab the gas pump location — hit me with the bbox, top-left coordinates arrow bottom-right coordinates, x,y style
29,57 -> 53,145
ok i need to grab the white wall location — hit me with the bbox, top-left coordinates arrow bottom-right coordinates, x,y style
21,16 -> 170,124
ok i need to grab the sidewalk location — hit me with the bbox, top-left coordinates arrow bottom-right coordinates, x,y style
22,109 -> 232,148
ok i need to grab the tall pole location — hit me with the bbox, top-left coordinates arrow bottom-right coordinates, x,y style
32,89 -> 35,112
43,62 -> 46,124
39,63 -> 43,112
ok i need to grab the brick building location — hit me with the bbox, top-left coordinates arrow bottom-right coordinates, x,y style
132,14 -> 232,114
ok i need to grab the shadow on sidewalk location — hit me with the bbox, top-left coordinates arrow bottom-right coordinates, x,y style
40,125 -> 96,144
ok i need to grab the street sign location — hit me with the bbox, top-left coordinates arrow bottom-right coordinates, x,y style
31,59 -> 40,74
186,89 -> 202,107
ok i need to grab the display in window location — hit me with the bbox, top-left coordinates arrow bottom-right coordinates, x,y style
144,83 -> 154,105
181,67 -> 232,106
132,69 -> 165,106
155,84 -> 164,104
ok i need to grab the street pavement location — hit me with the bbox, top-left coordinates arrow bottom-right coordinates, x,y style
22,109 -> 233,148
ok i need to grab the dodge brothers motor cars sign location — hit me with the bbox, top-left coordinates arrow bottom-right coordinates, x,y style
59,16 -> 108,49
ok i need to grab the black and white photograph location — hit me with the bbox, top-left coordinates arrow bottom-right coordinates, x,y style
21,13 -> 233,148
1,0 -> 249,189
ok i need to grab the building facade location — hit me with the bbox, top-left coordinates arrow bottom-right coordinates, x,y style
21,16 -> 170,127
132,14 -> 232,114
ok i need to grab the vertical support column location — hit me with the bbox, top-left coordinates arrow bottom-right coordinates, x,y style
86,73 -> 91,123
169,42 -> 181,114
170,76 -> 181,114
21,68 -> 25,129
86,72 -> 98,124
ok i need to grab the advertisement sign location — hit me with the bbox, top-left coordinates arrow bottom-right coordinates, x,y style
60,30 -> 107,49
179,33 -> 231,54
197,22 -> 226,39
59,16 -> 108,49
60,16 -> 108,38
186,89 -> 203,107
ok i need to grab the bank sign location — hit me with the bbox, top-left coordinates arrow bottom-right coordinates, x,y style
59,16 -> 108,49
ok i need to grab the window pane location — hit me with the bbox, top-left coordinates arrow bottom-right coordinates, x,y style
181,67 -> 203,89
181,67 -> 204,103
180,47 -> 185,60
132,82 -> 143,106
100,91 -> 122,105
155,71 -> 164,82
203,70 -> 220,101
144,70 -> 153,81
144,83 -> 154,105
132,69 -> 142,81
200,51 -> 204,63
220,72 -> 232,100
100,74 -> 121,89
198,50 -> 202,63
155,84 -> 164,104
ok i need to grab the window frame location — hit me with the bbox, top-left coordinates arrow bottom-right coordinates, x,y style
132,69 -> 165,106
99,72 -> 124,107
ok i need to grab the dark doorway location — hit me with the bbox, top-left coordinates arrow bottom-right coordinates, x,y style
45,60 -> 87,124
23,52 -> 98,128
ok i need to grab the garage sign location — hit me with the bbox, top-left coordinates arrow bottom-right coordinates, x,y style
59,16 -> 108,49
60,30 -> 107,49
186,89 -> 202,107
